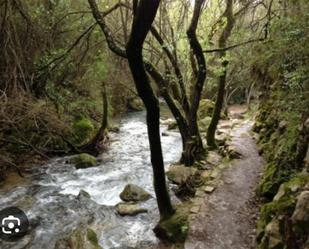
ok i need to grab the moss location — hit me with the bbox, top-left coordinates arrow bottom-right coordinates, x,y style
197,99 -> 215,119
87,228 -> 99,247
257,196 -> 296,242
69,153 -> 97,169
257,174 -> 308,244
153,205 -> 189,243
259,163 -> 284,198
73,118 -> 95,144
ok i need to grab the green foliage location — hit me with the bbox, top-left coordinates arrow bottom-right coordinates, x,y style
72,118 -> 95,144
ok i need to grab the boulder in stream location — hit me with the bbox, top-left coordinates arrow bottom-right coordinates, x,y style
167,120 -> 178,130
116,202 -> 148,216
120,184 -> 151,202
70,153 -> 97,169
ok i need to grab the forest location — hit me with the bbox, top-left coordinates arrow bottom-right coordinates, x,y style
0,0 -> 308,249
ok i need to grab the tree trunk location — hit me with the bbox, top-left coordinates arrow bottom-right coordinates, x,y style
184,0 -> 206,165
80,82 -> 108,155
126,0 -> 174,220
207,0 -> 234,148
207,60 -> 229,148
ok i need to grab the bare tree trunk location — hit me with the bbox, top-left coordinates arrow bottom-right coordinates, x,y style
126,0 -> 174,220
207,0 -> 235,148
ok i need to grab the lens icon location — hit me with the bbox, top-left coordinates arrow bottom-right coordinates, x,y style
0,207 -> 29,241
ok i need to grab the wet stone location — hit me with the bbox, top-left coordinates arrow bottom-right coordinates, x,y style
116,202 -> 148,216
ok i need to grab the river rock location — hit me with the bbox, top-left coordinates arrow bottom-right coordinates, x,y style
120,184 -> 151,202
198,99 -> 215,119
198,116 -> 211,132
166,164 -> 197,184
70,153 -> 97,169
128,98 -> 144,111
54,225 -> 102,249
77,189 -> 91,201
292,191 -> 309,233
108,124 -> 120,133
116,202 -> 147,216
167,120 -> 178,130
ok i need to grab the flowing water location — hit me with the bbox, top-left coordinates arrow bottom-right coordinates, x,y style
0,111 -> 182,249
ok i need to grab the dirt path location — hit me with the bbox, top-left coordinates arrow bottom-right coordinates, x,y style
185,119 -> 264,249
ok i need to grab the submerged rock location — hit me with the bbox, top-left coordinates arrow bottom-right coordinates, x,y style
120,184 -> 151,202
70,153 -> 97,169
77,189 -> 91,201
166,164 -> 197,184
116,202 -> 147,216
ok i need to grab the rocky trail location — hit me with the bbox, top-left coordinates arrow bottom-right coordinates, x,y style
185,113 -> 265,249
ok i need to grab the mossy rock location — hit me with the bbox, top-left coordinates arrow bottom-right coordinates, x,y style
87,228 -> 100,248
120,184 -> 151,202
197,99 -> 215,119
259,219 -> 284,249
128,98 -> 144,111
166,164 -> 198,185
73,118 -> 95,144
153,205 -> 189,243
54,226 -> 102,249
167,120 -> 178,130
70,153 -> 97,169
116,202 -> 148,216
259,163 -> 287,199
198,116 -> 211,133
257,196 -> 296,243
257,174 -> 308,244
292,190 -> 309,235
77,189 -> 91,201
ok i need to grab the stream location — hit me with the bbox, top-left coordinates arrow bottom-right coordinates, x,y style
0,111 -> 182,249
